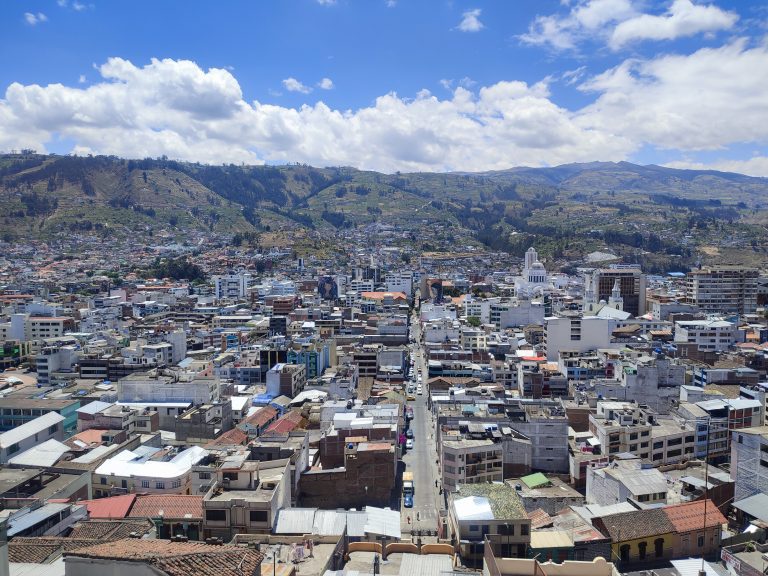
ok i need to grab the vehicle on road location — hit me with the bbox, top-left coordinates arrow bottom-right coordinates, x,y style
404,493 -> 413,507
417,386 -> 423,395
405,438 -> 414,450
407,394 -> 416,401
403,471 -> 414,495
406,428 -> 414,439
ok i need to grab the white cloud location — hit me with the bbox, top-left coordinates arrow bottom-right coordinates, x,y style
0,51 -> 766,174
316,0 -> 336,5
521,0 -> 735,51
78,74 -> 86,84
577,39 -> 768,153
282,77 -> 312,94
665,156 -> 768,177
457,9 -> 484,32
520,0 -> 634,49
24,12 -> 48,25
609,0 -> 738,49
317,78 -> 334,90
72,1 -> 87,11
386,0 -> 397,7
57,0 -> 67,6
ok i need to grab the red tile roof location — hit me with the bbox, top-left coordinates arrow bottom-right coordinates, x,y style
128,494 -> 204,520
68,519 -> 153,540
66,538 -> 264,576
243,406 -> 278,427
663,500 -> 726,533
205,427 -> 248,447
265,410 -> 305,434
80,494 -> 136,519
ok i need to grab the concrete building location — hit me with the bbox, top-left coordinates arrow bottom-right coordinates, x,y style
0,412 -> 64,464
448,482 -> 531,568
674,319 -> 736,353
202,459 -> 291,540
442,438 -> 503,492
586,268 -> 646,317
730,425 -> 768,502
586,460 -> 669,506
265,363 -> 306,398
684,266 -> 758,316
93,446 -> 209,498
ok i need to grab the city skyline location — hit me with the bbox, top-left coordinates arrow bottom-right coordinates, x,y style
1,0 -> 767,174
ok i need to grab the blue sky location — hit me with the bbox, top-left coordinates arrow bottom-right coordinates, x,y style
1,0 -> 767,174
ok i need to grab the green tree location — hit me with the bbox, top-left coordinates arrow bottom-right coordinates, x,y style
466,316 -> 481,327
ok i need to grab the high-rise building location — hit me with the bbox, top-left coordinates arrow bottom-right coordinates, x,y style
587,269 -> 646,317
684,266 -> 758,316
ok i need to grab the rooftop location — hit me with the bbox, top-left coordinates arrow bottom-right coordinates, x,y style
453,482 -> 527,521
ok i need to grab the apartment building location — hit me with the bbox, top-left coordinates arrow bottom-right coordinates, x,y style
730,425 -> 768,502
93,445 -> 209,498
674,319 -> 736,353
586,459 -> 669,506
213,272 -> 253,300
202,458 -> 291,540
0,412 -> 64,463
265,362 -> 306,398
684,266 -> 758,315
587,268 -> 646,317
448,482 -> 531,567
442,438 -> 503,492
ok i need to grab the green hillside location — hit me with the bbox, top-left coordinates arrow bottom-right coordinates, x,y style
2,153 -> 768,271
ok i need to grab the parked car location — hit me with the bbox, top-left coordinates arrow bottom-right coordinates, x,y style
406,428 -> 414,439
404,493 -> 413,507
405,438 -> 414,450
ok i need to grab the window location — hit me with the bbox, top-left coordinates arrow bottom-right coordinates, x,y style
653,441 -> 664,450
498,524 -> 514,535
156,481 -> 165,489
638,541 -> 647,560
8,443 -> 19,454
654,538 -> 664,558
640,430 -> 650,437
205,509 -> 227,522
521,524 -> 529,536
171,480 -> 181,489
620,544 -> 630,562
122,480 -> 128,489
223,472 -> 239,481
198,472 -> 211,480
469,524 -> 479,532
697,534 -> 705,548
100,477 -> 107,485
48,424 -> 58,434
142,480 -> 150,488
250,510 -> 268,523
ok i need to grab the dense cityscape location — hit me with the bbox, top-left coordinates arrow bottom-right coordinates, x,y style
1,223 -> 767,576
3,1 -> 768,575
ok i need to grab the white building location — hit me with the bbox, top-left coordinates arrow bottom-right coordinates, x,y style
674,319 -> 736,352
730,425 -> 768,502
385,271 -> 414,296
544,315 -> 620,361
93,445 -> 209,497
213,272 -> 253,300
0,412 -> 64,463
514,247 -> 551,298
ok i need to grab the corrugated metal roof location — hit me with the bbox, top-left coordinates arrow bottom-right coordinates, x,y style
8,439 -> 70,468
274,508 -> 317,534
453,496 -> 494,521
346,511 -> 368,538
76,401 -> 113,415
312,509 -> 347,536
733,493 -> 768,522
399,553 -> 453,576
520,472 -> 549,489
0,412 -> 65,449
363,506 -> 401,539
8,503 -> 81,536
